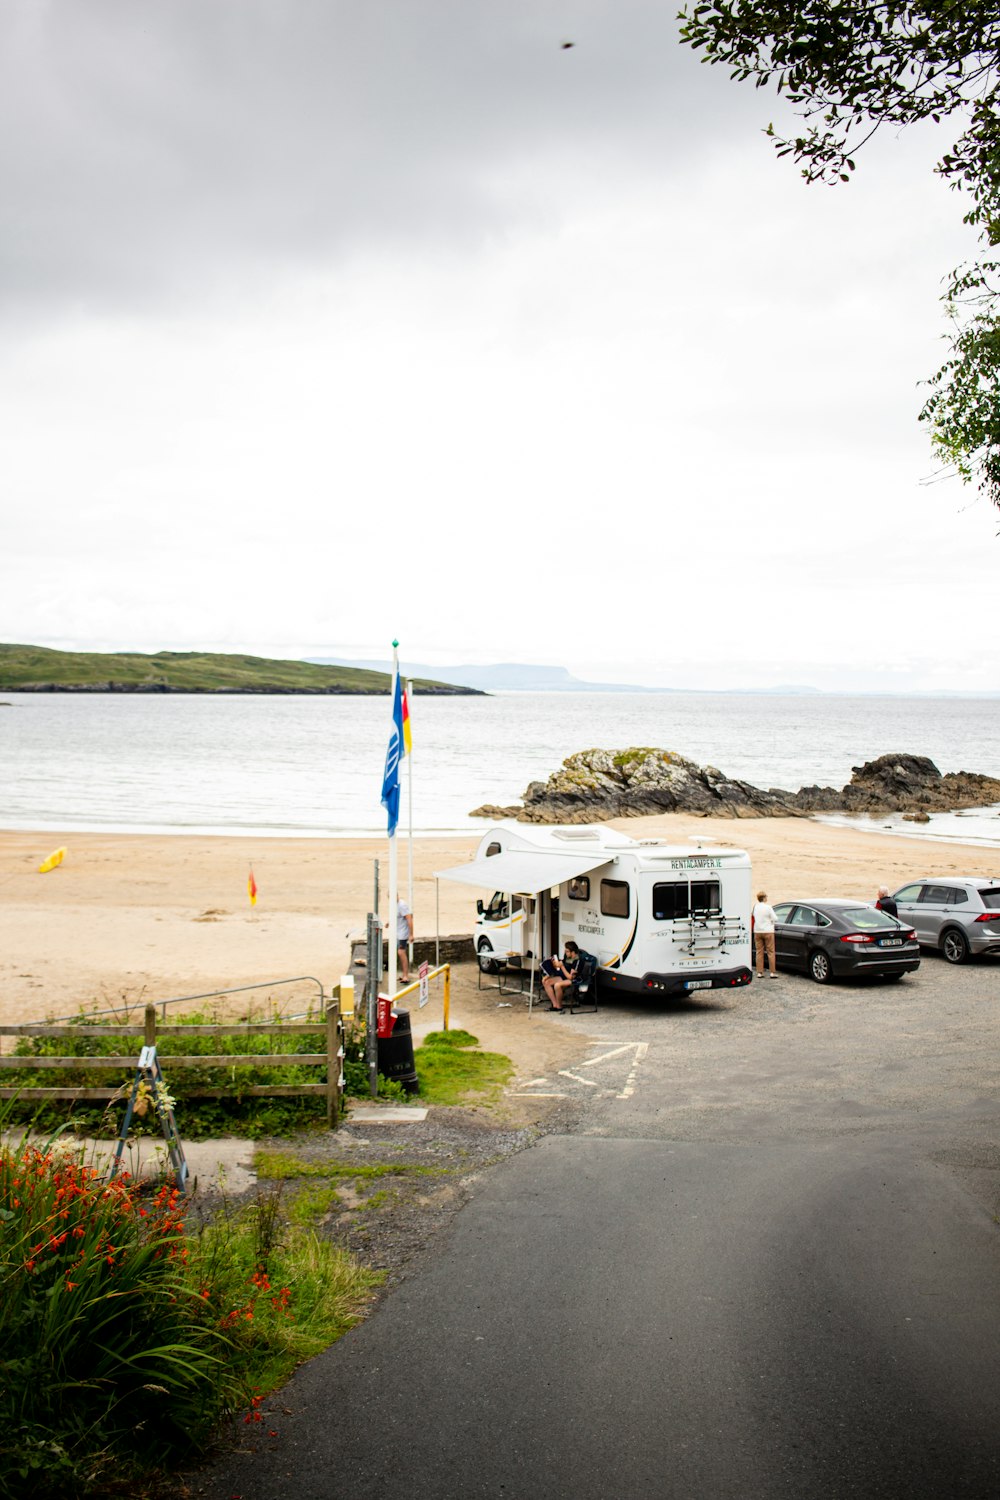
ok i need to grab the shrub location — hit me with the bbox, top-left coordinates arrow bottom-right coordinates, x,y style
0,1135 -> 234,1496
0,1130 -> 380,1498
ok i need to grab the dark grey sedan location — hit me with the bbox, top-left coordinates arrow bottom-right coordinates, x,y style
771,900 -> 921,984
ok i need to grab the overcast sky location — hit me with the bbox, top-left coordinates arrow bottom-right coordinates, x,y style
1,1 -> 996,693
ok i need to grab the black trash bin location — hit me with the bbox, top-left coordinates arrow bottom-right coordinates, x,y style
376,1008 -> 419,1094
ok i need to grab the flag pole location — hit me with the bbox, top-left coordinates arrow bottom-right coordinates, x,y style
406,677 -> 414,974
387,644 -> 400,1002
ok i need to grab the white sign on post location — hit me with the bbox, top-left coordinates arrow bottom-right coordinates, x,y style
418,960 -> 430,1008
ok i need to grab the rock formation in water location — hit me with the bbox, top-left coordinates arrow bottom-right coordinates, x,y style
792,752 -> 1000,816
469,748 -> 1000,823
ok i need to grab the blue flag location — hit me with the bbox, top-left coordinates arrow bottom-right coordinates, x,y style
381,667 -> 404,837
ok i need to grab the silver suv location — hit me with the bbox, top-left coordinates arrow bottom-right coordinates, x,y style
892,878 -> 1000,964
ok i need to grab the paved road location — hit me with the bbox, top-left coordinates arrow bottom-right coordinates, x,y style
198,956 -> 1000,1498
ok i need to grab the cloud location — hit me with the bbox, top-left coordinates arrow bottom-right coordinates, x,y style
0,0 -> 768,319
1,2 -> 994,692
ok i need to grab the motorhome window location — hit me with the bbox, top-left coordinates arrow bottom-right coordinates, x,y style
486,842 -> 501,857
567,876 -> 590,901
601,880 -> 630,918
690,881 -> 722,912
653,883 -> 688,920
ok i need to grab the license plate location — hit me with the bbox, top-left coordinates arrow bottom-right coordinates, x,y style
685,979 -> 712,990
881,938 -> 903,947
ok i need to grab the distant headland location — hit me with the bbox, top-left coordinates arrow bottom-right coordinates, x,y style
0,644 -> 481,696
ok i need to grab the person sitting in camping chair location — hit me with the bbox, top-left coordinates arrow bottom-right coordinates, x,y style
542,941 -> 580,1011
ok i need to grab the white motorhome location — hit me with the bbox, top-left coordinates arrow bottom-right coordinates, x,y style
437,821 -> 753,997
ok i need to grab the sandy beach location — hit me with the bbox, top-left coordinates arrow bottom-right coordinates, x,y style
1,814 -> 995,1028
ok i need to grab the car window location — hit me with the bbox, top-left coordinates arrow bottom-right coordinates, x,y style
947,887 -> 968,904
790,905 -> 818,926
921,884 -> 954,904
773,903 -> 794,922
979,888 -> 1000,910
842,907 -> 899,930
894,884 -> 923,902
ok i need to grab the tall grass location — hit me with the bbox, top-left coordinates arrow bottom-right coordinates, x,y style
0,1122 -> 379,1498
0,1134 -> 232,1495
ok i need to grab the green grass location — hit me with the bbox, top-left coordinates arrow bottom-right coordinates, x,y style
254,1149 -> 448,1183
287,1183 -> 342,1222
413,1031 -> 514,1107
0,643 -> 476,695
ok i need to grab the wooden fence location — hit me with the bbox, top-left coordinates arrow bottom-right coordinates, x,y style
0,1002 -> 344,1128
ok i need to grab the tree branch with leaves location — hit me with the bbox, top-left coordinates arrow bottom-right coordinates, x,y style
678,1 -> 1000,511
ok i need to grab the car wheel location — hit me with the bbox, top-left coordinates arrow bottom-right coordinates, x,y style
477,939 -> 499,974
809,949 -> 832,984
941,928 -> 970,965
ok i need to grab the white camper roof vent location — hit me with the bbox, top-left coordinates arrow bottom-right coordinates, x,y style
551,829 -> 601,841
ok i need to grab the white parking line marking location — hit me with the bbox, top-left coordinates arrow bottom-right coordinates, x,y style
557,1069 -> 599,1087
617,1041 -> 649,1099
579,1044 -> 638,1069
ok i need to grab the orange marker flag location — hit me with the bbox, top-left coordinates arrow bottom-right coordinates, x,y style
248,867 -> 258,907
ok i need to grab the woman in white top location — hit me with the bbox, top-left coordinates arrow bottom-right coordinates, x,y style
752,890 -> 778,978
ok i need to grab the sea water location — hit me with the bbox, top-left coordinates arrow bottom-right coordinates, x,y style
1,690 -> 998,846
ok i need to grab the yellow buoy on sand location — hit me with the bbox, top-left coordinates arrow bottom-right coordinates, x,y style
38,847 -> 66,874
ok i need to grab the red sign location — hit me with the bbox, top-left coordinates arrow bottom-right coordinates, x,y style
376,995 -> 394,1038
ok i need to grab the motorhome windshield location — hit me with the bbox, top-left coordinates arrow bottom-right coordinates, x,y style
653,881 -> 722,919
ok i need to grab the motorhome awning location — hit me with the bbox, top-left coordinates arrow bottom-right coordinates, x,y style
434,849 -> 609,896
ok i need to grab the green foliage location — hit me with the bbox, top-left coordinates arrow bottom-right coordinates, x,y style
0,1135 -> 230,1496
0,1123 -> 379,1498
0,642 -> 473,695
677,1 -> 1000,509
919,263 -> 1000,499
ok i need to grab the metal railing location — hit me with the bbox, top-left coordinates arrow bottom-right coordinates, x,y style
39,975 -> 327,1025
391,964 -> 452,1031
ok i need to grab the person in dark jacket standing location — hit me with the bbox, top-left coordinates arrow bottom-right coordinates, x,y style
875,886 -> 898,918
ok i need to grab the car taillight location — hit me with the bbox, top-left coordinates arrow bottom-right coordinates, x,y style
840,933 -> 874,944
975,912 -> 1000,922
904,929 -> 916,940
